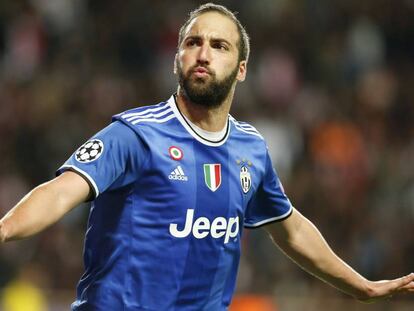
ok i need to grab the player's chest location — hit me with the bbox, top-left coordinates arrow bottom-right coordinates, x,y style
142,139 -> 264,204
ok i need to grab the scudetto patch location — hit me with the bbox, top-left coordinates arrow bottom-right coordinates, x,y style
75,139 -> 104,163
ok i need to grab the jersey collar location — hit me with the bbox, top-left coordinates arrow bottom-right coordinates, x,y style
168,94 -> 230,147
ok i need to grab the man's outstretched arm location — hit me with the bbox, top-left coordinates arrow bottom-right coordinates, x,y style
265,208 -> 414,302
0,171 -> 90,242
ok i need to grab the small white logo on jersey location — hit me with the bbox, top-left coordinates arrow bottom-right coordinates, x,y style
168,166 -> 188,181
240,166 -> 251,194
75,139 -> 104,163
169,209 -> 239,244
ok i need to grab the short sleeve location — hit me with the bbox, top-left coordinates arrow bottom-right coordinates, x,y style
244,151 -> 293,228
56,121 -> 146,199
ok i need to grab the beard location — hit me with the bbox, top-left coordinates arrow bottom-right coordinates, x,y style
177,62 -> 239,109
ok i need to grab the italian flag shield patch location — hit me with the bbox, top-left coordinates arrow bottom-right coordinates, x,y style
203,164 -> 221,192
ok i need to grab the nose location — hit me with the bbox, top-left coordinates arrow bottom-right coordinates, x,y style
196,43 -> 211,65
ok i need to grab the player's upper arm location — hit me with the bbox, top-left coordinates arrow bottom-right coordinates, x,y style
0,170 -> 90,242
264,207 -> 302,243
51,170 -> 91,211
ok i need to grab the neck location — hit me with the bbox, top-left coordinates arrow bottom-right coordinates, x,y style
175,86 -> 234,132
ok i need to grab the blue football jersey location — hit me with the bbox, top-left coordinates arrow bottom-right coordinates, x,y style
57,95 -> 293,311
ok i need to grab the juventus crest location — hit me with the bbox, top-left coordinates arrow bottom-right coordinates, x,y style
240,166 -> 251,194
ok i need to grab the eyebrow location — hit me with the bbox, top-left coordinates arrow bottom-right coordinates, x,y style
184,35 -> 233,47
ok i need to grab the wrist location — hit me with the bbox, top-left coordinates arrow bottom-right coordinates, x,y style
355,279 -> 375,302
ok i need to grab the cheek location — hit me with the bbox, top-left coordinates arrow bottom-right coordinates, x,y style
217,59 -> 239,77
178,51 -> 193,69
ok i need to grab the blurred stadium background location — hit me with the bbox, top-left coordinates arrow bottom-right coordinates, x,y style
0,0 -> 413,310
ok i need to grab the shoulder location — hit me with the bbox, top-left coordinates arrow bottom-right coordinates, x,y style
229,115 -> 265,142
113,100 -> 175,128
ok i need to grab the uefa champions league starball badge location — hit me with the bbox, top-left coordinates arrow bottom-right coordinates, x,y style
75,139 -> 104,163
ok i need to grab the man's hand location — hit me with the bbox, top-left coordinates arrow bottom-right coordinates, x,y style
359,273 -> 414,303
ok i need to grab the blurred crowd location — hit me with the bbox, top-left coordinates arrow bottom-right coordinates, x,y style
0,0 -> 413,310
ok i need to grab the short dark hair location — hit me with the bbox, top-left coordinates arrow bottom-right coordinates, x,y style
177,3 -> 250,62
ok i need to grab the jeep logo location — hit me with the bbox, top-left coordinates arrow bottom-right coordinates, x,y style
169,209 -> 239,244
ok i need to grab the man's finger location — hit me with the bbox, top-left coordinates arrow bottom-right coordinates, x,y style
400,281 -> 414,290
394,273 -> 414,288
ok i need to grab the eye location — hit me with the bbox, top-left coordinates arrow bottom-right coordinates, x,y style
212,41 -> 229,50
185,38 -> 201,47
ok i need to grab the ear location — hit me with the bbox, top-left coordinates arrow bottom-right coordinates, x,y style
173,53 -> 178,75
236,60 -> 247,82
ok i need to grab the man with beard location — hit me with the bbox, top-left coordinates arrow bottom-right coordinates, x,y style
1,3 -> 414,311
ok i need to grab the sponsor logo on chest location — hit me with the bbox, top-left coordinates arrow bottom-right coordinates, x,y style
169,209 -> 239,244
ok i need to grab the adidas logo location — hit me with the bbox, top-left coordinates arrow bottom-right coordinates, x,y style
168,166 -> 188,181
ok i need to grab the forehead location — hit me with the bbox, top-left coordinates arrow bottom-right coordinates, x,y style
183,11 -> 240,44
